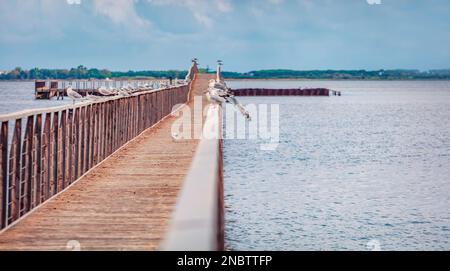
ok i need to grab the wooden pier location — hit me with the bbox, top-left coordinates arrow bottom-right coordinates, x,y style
0,61 -> 341,251
0,61 -> 227,250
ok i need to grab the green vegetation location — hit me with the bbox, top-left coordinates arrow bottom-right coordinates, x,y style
1,66 -> 450,80
221,69 -> 450,80
0,66 -> 187,80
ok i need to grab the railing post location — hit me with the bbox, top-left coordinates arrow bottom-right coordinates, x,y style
51,112 -> 59,195
8,119 -> 21,224
59,110 -> 67,191
67,109 -> 73,187
150,93 -> 155,127
102,102 -> 108,158
1,121 -> 8,229
111,100 -> 116,152
85,105 -> 91,172
42,113 -> 51,202
93,104 -> 99,166
79,107 -> 85,176
106,101 -> 111,156
21,116 -> 34,214
33,114 -> 42,209
72,108 -> 80,181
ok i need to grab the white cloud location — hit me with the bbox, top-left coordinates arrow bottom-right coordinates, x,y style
0,0 -> 72,43
268,0 -> 284,4
146,0 -> 232,27
215,0 -> 233,12
67,0 -> 81,5
192,13 -> 213,28
93,0 -> 150,27
367,0 -> 382,5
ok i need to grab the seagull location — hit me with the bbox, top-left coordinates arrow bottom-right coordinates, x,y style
85,94 -> 102,101
172,131 -> 180,141
141,83 -> 153,90
205,80 -> 251,121
66,86 -> 83,104
118,88 -> 132,97
206,87 -> 227,104
97,86 -> 115,96
120,84 -> 135,94
209,79 -> 228,92
185,71 -> 192,83
184,58 -> 198,83
159,81 -> 169,88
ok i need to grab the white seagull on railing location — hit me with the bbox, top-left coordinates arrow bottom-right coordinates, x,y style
98,86 -> 115,96
118,87 -> 132,97
159,81 -> 169,89
67,86 -> 83,104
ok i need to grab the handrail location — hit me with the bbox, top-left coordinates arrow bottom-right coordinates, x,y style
161,104 -> 224,251
0,84 -> 188,122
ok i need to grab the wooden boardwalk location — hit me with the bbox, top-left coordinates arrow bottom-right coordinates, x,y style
0,74 -> 214,251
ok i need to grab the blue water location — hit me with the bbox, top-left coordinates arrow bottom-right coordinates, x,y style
0,81 -> 72,115
223,80 -> 450,251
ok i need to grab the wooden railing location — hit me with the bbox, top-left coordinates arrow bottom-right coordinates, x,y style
0,65 -> 198,230
34,79 -> 173,99
162,103 -> 224,251
36,79 -> 170,91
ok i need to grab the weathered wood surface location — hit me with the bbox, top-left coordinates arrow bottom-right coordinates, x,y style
0,73 -> 213,251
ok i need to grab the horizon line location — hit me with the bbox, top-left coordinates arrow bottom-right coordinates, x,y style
2,66 -> 450,73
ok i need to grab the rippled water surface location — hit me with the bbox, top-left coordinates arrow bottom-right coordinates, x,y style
0,81 -> 72,115
223,80 -> 450,251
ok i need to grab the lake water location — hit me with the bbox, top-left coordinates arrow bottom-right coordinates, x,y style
0,81 -> 72,115
223,80 -> 450,251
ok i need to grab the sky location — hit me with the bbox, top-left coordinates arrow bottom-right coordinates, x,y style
0,0 -> 449,72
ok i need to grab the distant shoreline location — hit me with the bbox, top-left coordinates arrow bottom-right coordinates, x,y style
3,67 -> 450,81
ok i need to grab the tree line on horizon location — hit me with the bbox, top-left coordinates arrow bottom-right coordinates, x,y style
221,69 -> 450,80
1,66 -> 450,80
0,66 -> 188,80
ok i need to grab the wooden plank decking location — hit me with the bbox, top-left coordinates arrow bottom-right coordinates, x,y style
0,74 -> 214,251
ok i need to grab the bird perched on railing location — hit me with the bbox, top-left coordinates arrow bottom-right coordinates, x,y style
85,94 -> 102,101
118,87 -> 132,97
97,86 -> 116,96
139,83 -> 153,90
185,70 -> 192,83
66,86 -> 83,104
185,58 -> 198,83
159,81 -> 169,89
206,79 -> 251,120
173,78 -> 184,86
